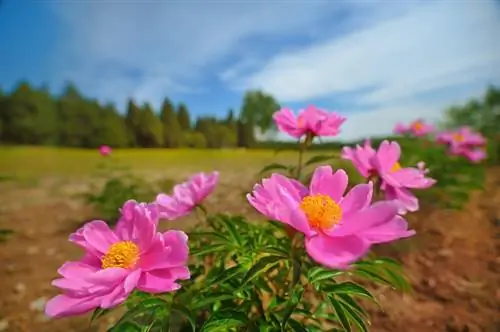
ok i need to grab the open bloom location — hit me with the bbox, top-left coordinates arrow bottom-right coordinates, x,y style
156,171 -> 219,220
99,145 -> 112,156
273,105 -> 346,139
45,200 -> 190,318
247,166 -> 415,269
342,140 -> 436,213
436,127 -> 487,162
393,119 -> 434,137
436,126 -> 486,149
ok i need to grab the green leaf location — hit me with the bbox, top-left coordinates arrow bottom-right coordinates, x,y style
201,309 -> 249,331
287,318 -> 308,332
338,298 -> 369,332
304,154 -> 336,167
322,282 -> 375,301
190,292 -> 235,310
112,298 -> 166,329
241,255 -> 283,286
258,163 -> 290,175
188,231 -> 229,242
329,296 -> 352,332
307,267 -> 343,284
89,307 -> 111,324
217,216 -> 244,246
261,246 -> 291,258
171,303 -> 196,332
281,287 -> 304,328
191,243 -> 229,256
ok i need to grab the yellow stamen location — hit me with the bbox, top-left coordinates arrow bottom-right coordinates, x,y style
300,195 -> 342,230
101,241 -> 139,269
452,133 -> 464,143
391,162 -> 401,173
412,122 -> 424,131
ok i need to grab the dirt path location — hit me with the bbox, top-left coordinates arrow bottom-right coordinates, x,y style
369,167 -> 500,332
0,169 -> 499,332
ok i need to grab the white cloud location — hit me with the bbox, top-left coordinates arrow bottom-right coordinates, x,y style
229,0 -> 500,140
47,1 -> 346,107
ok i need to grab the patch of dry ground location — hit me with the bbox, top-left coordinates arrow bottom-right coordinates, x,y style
0,168 -> 499,332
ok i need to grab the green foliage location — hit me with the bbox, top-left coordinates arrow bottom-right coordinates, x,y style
442,85 -> 500,164
178,103 -> 192,131
82,160 -> 174,225
181,131 -> 208,148
240,90 -> 280,133
392,138 -> 486,210
161,98 -> 182,148
98,213 -> 410,331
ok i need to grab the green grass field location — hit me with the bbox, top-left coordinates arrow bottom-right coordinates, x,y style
0,146 -> 340,179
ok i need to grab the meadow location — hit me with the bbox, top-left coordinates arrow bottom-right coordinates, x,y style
0,142 -> 499,332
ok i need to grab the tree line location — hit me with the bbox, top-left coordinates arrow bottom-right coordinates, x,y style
0,81 -> 280,149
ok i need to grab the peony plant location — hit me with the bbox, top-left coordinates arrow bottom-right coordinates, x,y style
45,105 -> 485,331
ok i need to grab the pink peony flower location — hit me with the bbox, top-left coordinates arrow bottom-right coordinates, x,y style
45,200 -> 190,318
247,166 -> 415,269
436,127 -> 486,149
436,127 -> 487,163
393,119 -> 434,137
342,140 -> 436,213
99,145 -> 112,156
156,171 -> 219,220
273,105 -> 346,139
340,139 -> 376,178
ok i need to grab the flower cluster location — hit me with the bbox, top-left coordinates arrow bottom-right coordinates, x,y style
394,120 -> 487,163
45,172 -> 219,318
341,140 -> 436,214
436,126 -> 487,163
48,104 -> 476,328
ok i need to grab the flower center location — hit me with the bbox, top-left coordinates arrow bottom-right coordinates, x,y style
412,122 -> 423,131
101,241 -> 140,269
297,115 -> 305,128
452,133 -> 464,143
391,162 -> 401,173
300,194 -> 342,230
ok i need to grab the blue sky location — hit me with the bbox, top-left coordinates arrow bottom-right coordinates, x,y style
1,0 -> 499,141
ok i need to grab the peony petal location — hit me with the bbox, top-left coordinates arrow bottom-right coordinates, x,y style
330,201 -> 399,236
123,269 -> 142,293
305,234 -> 370,269
375,141 -> 401,173
85,267 -> 128,285
45,294 -> 100,318
82,220 -> 120,254
339,182 -> 373,216
310,166 -> 348,201
360,215 -> 416,244
137,270 -> 182,294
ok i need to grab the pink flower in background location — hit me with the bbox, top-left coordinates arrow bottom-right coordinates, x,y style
436,127 -> 487,163
247,165 -> 415,269
156,171 -> 219,220
393,123 -> 408,135
273,105 -> 346,139
449,145 -> 488,163
342,140 -> 436,213
436,126 -> 486,149
45,200 -> 190,318
340,139 -> 377,178
99,145 -> 112,156
393,119 -> 434,137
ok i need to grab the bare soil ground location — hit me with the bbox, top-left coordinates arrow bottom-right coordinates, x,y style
0,168 -> 499,332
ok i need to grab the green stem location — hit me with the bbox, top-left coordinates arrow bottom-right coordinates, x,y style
296,133 -> 314,180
